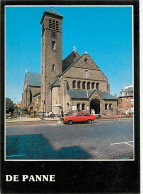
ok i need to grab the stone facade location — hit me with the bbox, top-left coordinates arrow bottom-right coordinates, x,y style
22,85 -> 41,111
21,8 -> 118,116
32,94 -> 41,112
40,10 -> 63,113
21,72 -> 41,112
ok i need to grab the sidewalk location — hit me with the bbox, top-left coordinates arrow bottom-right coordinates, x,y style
6,117 -> 60,123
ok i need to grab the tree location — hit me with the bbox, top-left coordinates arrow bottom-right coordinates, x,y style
21,107 -> 28,113
6,98 -> 15,113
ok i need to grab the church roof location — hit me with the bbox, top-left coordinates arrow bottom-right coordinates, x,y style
25,72 -> 41,87
62,51 -> 80,72
61,52 -> 107,80
51,79 -> 60,88
61,54 -> 83,76
67,89 -> 117,100
67,90 -> 91,99
40,8 -> 63,24
98,91 -> 117,100
46,7 -> 63,18
33,91 -> 41,97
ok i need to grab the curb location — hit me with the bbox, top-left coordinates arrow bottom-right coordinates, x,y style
6,118 -> 60,123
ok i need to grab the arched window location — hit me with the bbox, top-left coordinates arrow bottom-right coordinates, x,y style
77,81 -> 81,89
52,41 -> 56,50
52,64 -> 55,72
85,70 -> 88,78
92,82 -> 95,89
72,80 -> 76,89
56,21 -> 59,31
96,83 -> 99,90
107,84 -> 109,91
105,103 -> 108,110
77,103 -> 80,111
82,104 -> 85,110
82,81 -> 86,89
51,31 -> 56,38
109,103 -> 112,110
87,82 -> 90,90
53,20 -> 56,30
49,19 -> 52,29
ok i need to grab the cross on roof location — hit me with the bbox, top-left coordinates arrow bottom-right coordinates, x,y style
73,46 -> 76,52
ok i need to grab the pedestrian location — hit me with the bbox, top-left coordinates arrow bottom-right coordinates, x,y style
91,109 -> 95,115
118,112 -> 121,121
61,109 -> 64,117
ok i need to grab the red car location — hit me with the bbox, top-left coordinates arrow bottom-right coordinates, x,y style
61,112 -> 96,125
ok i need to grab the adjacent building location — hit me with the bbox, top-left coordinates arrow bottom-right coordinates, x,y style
21,8 -> 118,115
118,85 -> 134,114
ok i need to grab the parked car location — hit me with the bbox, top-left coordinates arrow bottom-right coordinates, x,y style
61,112 -> 96,125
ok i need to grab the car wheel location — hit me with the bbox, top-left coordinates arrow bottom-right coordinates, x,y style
68,120 -> 73,125
87,119 -> 92,124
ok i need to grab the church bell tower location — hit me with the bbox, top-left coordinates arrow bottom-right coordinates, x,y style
40,8 -> 63,112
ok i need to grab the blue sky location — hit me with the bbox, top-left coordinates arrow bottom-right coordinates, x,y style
5,6 -> 133,103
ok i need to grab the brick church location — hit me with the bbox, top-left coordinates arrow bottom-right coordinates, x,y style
21,8 -> 118,115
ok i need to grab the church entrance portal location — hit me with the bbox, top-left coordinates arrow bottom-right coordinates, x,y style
90,99 -> 100,114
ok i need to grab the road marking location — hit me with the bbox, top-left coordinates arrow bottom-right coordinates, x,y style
110,141 -> 133,147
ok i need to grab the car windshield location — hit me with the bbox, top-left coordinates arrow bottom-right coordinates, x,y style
83,113 -> 90,116
72,113 -> 77,116
72,113 -> 84,116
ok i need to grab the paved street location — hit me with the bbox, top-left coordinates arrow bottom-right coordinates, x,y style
6,119 -> 134,160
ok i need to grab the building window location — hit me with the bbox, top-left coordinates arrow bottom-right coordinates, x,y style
107,84 -> 109,91
49,19 -> 52,29
121,99 -> 122,102
77,103 -> 80,111
92,82 -> 95,89
84,58 -> 88,62
73,80 -> 76,88
53,20 -> 56,30
56,21 -> 59,31
77,81 -> 81,89
96,83 -> 99,90
82,104 -> 85,110
109,103 -> 112,110
105,103 -> 108,110
52,64 -> 55,72
126,98 -> 129,102
82,81 -> 86,89
85,70 -> 88,78
87,82 -> 90,90
51,31 -> 56,37
52,41 -> 56,50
